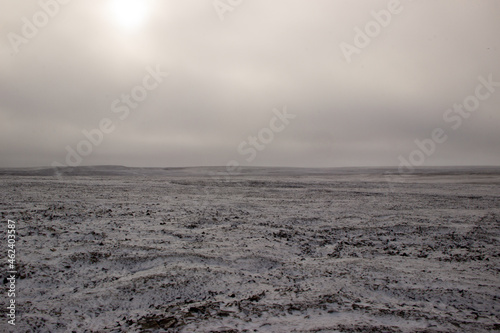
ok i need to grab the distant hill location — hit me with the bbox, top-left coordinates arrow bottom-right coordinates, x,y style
0,165 -> 499,178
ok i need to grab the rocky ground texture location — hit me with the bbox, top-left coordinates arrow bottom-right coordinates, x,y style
0,167 -> 499,332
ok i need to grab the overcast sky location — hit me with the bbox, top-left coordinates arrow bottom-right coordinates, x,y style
1,0 -> 499,168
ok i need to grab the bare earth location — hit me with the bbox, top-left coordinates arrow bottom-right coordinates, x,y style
1,167 -> 499,332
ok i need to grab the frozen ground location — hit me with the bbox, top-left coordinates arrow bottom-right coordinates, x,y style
1,166 -> 499,332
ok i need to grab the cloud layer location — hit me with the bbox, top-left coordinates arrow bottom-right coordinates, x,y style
1,0 -> 499,168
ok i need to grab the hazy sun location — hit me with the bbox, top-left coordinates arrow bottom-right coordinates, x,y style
109,0 -> 150,30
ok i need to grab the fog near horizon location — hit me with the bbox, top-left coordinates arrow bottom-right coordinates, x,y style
1,0 -> 499,169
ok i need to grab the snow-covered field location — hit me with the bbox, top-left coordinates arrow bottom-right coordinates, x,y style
1,167 -> 499,332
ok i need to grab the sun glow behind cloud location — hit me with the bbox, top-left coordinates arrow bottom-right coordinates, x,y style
108,0 -> 151,30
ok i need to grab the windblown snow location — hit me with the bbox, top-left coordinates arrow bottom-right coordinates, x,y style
0,166 -> 499,332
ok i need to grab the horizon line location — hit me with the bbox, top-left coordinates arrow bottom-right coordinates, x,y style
1,164 -> 500,170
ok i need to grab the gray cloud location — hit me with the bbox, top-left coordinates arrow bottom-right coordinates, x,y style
1,0 -> 499,168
